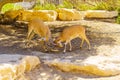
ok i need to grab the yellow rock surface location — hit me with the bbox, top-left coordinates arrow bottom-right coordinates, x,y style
56,8 -> 85,21
3,9 -> 118,22
0,54 -> 40,80
46,55 -> 120,77
0,64 -> 16,80
20,10 -> 33,21
85,10 -> 118,18
49,62 -> 119,76
30,10 -> 58,21
22,56 -> 40,72
4,9 -> 24,20
4,9 -> 57,21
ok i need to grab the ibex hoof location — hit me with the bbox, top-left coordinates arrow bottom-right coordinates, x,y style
63,51 -> 66,53
69,48 -> 72,51
80,47 -> 82,49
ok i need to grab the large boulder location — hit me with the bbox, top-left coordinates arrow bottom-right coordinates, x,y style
4,9 -> 24,20
85,10 -> 118,19
19,10 -> 33,21
45,53 -> 120,76
3,9 -> 58,22
0,54 -> 40,80
56,8 -> 85,21
30,10 -> 58,21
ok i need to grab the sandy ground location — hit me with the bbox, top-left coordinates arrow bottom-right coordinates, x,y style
0,20 -> 120,80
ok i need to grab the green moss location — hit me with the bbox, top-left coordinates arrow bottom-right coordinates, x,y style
76,4 -> 94,11
1,3 -> 22,13
116,16 -> 120,24
92,2 -> 116,11
57,0 -> 73,9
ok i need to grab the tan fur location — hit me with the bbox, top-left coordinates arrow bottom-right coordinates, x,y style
55,25 -> 91,53
27,18 -> 51,51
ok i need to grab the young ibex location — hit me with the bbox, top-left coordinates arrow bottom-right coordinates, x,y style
54,25 -> 91,53
27,18 -> 51,51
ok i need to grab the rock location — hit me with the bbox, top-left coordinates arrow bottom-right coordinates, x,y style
56,8 -> 85,21
19,10 -> 58,21
15,2 -> 35,10
19,10 -> 33,21
22,56 -> 40,72
85,10 -> 118,19
4,9 -> 58,22
3,9 -> 118,23
46,20 -> 120,33
0,54 -> 40,80
30,10 -> 58,21
4,10 -> 20,20
43,51 -> 120,76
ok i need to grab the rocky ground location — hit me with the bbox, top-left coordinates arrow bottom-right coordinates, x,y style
0,19 -> 120,80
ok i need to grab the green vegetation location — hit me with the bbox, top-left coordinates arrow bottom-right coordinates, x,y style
76,0 -> 119,11
33,0 -> 73,10
33,3 -> 56,10
2,0 -> 120,11
116,8 -> 120,24
33,0 -> 120,24
33,0 -> 120,11
93,2 -> 115,11
74,3 -> 94,11
117,16 -> 120,24
57,0 -> 73,9
92,0 -> 118,11
1,0 -> 120,24
1,3 -> 22,13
